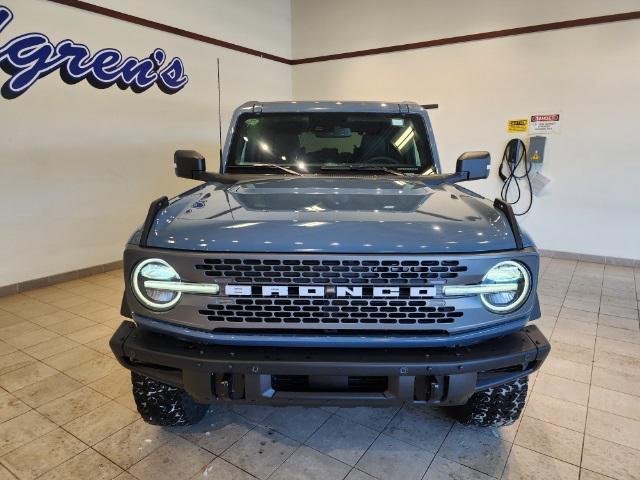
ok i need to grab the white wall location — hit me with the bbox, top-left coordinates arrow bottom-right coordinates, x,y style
292,0 -> 640,260
0,0 -> 292,286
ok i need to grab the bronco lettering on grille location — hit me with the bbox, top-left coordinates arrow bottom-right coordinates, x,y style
224,285 -> 436,298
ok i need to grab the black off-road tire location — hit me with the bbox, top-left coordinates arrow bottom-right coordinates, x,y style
451,376 -> 528,427
131,372 -> 208,426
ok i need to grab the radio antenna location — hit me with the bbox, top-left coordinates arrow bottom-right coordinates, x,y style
217,58 -> 223,164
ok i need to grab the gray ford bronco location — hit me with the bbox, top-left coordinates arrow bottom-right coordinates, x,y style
111,101 -> 549,427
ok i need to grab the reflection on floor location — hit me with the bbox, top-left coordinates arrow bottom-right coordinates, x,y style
0,257 -> 639,479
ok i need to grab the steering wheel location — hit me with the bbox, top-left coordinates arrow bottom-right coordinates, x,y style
361,155 -> 402,165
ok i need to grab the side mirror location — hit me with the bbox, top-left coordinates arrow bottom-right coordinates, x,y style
174,150 -> 206,179
456,151 -> 491,181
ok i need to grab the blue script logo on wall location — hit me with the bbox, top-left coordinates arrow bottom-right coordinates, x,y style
0,6 -> 188,99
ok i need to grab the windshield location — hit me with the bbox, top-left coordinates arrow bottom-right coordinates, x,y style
227,113 -> 435,174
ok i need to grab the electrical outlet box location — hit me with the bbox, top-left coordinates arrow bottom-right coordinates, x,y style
528,136 -> 546,163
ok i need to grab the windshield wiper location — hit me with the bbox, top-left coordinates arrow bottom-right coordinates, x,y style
236,164 -> 302,176
321,165 -> 406,177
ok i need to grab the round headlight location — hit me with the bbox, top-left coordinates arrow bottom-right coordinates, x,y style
480,261 -> 531,313
132,259 -> 181,310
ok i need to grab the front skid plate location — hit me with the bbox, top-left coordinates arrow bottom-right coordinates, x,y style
110,322 -> 549,405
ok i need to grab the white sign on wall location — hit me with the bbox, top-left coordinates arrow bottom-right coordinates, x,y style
530,114 -> 561,134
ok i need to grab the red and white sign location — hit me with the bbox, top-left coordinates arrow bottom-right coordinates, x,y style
530,114 -> 561,134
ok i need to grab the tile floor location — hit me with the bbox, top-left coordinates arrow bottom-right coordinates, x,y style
0,258 -> 639,480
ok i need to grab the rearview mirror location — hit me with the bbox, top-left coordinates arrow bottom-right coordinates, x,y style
174,150 -> 206,179
456,151 -> 490,181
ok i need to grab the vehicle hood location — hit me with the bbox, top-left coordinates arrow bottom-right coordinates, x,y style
147,177 -> 525,253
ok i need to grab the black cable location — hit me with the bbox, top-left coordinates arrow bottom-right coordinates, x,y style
499,138 -> 533,216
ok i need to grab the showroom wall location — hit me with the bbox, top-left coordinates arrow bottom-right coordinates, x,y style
0,0 -> 292,287
292,0 -> 640,261
2,0 -> 639,289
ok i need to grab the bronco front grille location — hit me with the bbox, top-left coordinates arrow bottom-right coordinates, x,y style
199,298 -> 463,326
194,258 -> 468,285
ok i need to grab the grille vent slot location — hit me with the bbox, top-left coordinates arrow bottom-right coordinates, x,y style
195,258 -> 467,285
199,298 -> 463,326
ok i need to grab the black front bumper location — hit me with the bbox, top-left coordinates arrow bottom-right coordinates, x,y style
110,321 -> 550,406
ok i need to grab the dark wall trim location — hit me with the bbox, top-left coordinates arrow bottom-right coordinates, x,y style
291,11 -> 640,64
48,0 -> 294,65
46,1 -> 640,65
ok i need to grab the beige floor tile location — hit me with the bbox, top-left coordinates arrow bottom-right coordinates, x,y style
383,405 -> 453,453
356,433 -> 433,480
65,301 -> 113,317
65,355 -> 120,383
0,410 -> 57,456
593,349 -> 640,375
22,336 -> 78,360
334,405 -> 401,431
591,365 -> 640,397
0,351 -> 35,376
533,373 -> 590,406
0,428 -> 86,480
261,406 -> 331,442
42,447 -> 122,480
540,357 -> 591,384
596,337 -> 640,359
589,385 -> 640,421
582,435 -> 640,480
579,469 -> 615,480
66,324 -> 113,344
0,393 -> 30,423
47,316 -> 96,335
270,445 -> 351,480
221,426 -> 299,479
0,464 -> 15,480
86,334 -> 115,354
546,341 -> 593,365
4,327 -> 59,349
114,391 -> 137,412
173,408 -> 253,456
524,392 -> 587,433
0,341 -> 17,357
554,318 -> 598,336
88,368 -> 131,400
94,419 -> 175,469
502,445 -> 579,480
0,361 -> 58,392
12,302 -> 59,320
37,386 -> 111,425
63,401 -> 138,445
550,328 -> 595,349
306,414 -> 378,466
597,324 -> 640,345
49,295 -> 90,310
438,425 -> 510,478
562,297 -> 600,313
0,321 -> 39,341
12,372 -> 82,408
598,314 -> 640,331
128,436 -> 214,480
599,303 -> 638,320
514,416 -> 583,465
29,310 -> 79,328
114,472 -> 138,480
558,307 -> 599,324
586,408 -> 640,451
423,455 -> 493,480
191,457 -> 256,480
44,345 -> 103,371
